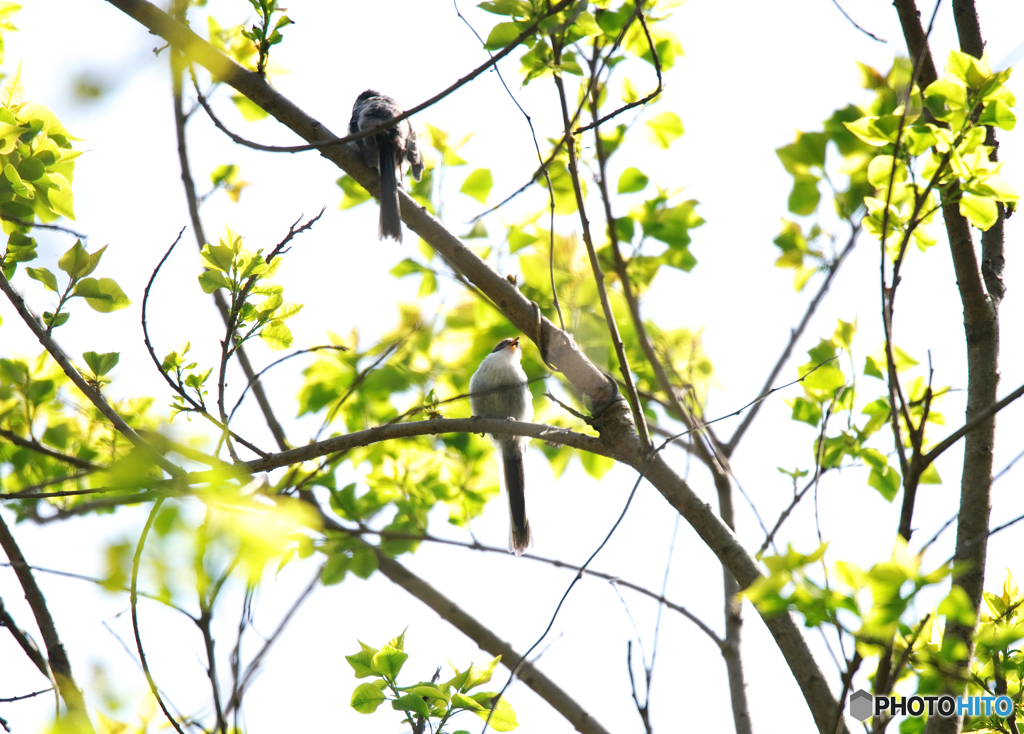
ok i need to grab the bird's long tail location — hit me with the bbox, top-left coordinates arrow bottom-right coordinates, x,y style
501,439 -> 531,555
377,140 -> 402,242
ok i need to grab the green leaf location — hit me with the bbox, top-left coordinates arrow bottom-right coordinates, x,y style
580,450 -> 614,479
776,131 -> 828,173
787,396 -> 821,426
387,629 -> 407,652
644,111 -> 684,149
462,656 -> 501,691
17,157 -> 45,182
25,266 -> 58,292
478,0 -> 531,16
73,277 -> 131,312
370,644 -> 408,680
938,585 -> 977,626
571,10 -> 602,37
198,269 -> 231,294
392,693 -> 430,718
483,21 -> 522,50
42,311 -> 70,328
460,168 -> 493,204
557,60 -> 583,76
867,156 -> 907,189
350,682 -> 386,714
800,364 -> 845,392
3,161 -> 28,197
919,463 -> 941,485
978,99 -> 1016,131
82,351 -> 119,377
58,241 -> 105,280
337,175 -> 371,209
959,193 -> 997,230
843,116 -> 899,146
868,464 -> 900,502
945,50 -> 992,89
469,692 -> 519,731
787,173 -> 820,216
231,94 -> 268,122
259,320 -> 293,350
451,691 -> 485,712
617,167 -> 648,194
349,548 -> 378,579
923,78 -> 967,118
345,641 -> 379,678
200,243 -> 235,273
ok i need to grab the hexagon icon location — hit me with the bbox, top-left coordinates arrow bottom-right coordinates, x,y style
850,689 -> 873,721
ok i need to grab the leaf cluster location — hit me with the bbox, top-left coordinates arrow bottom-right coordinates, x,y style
346,630 -> 518,732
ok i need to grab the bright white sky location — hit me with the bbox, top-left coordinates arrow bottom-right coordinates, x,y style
2,1 -> 1024,733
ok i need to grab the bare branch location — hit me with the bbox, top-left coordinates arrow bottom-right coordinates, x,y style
0,514 -> 90,721
0,427 -> 99,471
171,56 -> 290,452
0,595 -> 51,679
829,0 -> 887,42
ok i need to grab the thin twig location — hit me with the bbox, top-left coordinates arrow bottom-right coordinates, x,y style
829,0 -> 887,42
130,498 -> 187,734
224,565 -> 322,714
0,216 -> 88,238
550,36 -> 650,448
228,345 -> 346,422
573,5 -> 663,134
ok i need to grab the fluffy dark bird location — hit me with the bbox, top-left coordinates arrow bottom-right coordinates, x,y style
349,90 -> 424,242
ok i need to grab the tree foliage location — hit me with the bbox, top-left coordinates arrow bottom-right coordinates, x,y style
0,1 -> 1021,734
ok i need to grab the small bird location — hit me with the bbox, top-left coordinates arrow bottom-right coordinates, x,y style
469,337 -> 533,555
349,90 -> 425,242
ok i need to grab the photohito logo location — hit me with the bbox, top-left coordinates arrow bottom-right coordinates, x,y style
848,690 -> 1014,722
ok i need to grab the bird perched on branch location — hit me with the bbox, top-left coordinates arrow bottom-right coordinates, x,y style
469,337 -> 533,555
349,90 -> 424,242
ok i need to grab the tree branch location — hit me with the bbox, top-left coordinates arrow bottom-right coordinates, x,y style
0,594 -> 51,679
551,38 -> 650,448
0,427 -> 99,471
0,272 -> 183,478
0,513 -> 90,723
170,55 -> 290,453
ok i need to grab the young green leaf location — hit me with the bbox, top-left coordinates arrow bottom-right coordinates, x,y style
460,168 -> 493,204
391,694 -> 430,719
345,641 -> 380,678
370,644 -> 408,680
25,266 -> 58,292
644,111 -> 684,149
82,351 -> 119,377
58,241 -> 106,280
73,277 -> 131,312
617,167 -> 649,194
350,682 -> 387,714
